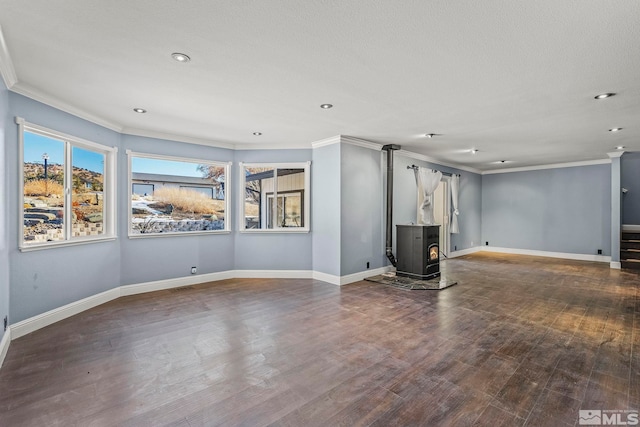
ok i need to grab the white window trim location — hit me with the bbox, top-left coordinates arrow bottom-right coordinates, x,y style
17,117 -> 117,252
127,150 -> 232,238
238,161 -> 311,233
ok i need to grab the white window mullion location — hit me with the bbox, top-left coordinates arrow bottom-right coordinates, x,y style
272,169 -> 279,229
64,141 -> 72,240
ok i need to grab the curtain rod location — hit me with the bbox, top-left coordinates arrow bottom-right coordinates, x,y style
407,165 -> 460,177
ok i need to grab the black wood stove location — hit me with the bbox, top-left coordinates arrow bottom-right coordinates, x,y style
396,225 -> 440,280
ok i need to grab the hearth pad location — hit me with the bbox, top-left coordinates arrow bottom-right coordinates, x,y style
365,272 -> 458,290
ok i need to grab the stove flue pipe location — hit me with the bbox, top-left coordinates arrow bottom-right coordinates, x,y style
382,144 -> 401,266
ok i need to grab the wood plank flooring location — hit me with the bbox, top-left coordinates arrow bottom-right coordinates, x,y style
1,253 -> 639,426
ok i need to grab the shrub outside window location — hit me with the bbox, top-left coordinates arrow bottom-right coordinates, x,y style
240,162 -> 310,232
128,151 -> 231,236
18,118 -> 116,250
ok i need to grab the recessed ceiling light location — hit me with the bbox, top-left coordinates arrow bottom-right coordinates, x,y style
320,104 -> 333,109
253,132 -> 262,136
616,146 -> 625,150
425,133 -> 440,138
171,53 -> 191,62
594,93 -> 616,99
471,149 -> 479,154
609,127 -> 623,132
133,108 -> 147,113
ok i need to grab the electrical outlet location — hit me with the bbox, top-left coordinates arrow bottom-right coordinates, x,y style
454,245 -> 457,251
597,249 -> 602,255
3,316 -> 7,331
486,241 -> 489,246
191,266 -> 197,274
366,262 -> 370,269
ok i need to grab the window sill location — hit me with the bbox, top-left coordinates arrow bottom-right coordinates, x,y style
128,230 -> 232,239
239,229 -> 310,234
19,235 -> 117,252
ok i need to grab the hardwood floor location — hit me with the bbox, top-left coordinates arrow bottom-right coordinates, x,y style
1,253 -> 639,426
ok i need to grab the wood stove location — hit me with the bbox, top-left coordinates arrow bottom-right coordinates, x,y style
396,224 -> 440,280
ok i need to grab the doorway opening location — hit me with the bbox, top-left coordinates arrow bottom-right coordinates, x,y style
417,176 -> 450,258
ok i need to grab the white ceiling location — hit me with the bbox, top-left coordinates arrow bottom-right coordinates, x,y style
1,0 -> 638,171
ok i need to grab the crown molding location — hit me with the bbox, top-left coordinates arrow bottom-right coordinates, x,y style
122,127 -> 235,150
482,158 -> 611,175
0,25 -> 18,88
11,82 -> 123,132
340,136 -> 383,151
311,135 -> 341,148
233,142 -> 311,151
311,135 -> 384,151
396,149 -> 483,174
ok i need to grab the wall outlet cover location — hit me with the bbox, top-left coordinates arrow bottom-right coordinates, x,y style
191,267 -> 197,274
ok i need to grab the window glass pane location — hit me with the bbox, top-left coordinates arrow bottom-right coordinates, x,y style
244,166 -> 275,229
283,192 -> 302,227
23,131 -> 65,245
72,146 -> 105,238
243,166 -> 306,230
131,157 -> 226,234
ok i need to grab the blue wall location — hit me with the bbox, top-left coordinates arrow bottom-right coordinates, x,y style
0,79 -> 9,342
311,143 -> 341,276
233,149 -> 313,271
482,164 -> 611,255
119,134 -> 235,285
340,143 -> 386,275
5,94 -> 317,323
7,93 -> 122,323
622,152 -> 640,225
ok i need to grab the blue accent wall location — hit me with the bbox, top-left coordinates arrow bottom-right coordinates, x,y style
340,143 -> 386,275
622,152 -> 640,225
6,94 -> 316,323
119,134 -> 235,285
0,78 -> 10,342
482,164 -> 611,255
233,149 -> 313,271
7,93 -> 122,323
311,143 -> 341,276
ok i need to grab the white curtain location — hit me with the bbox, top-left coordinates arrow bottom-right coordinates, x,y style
450,174 -> 460,234
417,168 -> 442,224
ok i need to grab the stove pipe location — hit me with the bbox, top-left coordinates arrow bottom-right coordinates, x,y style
382,144 -> 401,266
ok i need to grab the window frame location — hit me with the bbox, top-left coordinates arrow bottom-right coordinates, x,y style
239,161 -> 311,233
17,117 -> 117,251
127,150 -> 231,238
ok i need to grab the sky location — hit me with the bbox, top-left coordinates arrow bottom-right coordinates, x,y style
131,157 -> 203,177
24,131 -> 104,173
24,131 -> 206,177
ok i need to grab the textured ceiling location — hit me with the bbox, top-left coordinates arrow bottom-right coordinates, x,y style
1,0 -> 638,170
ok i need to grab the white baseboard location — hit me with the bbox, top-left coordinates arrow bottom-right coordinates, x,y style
312,270 -> 341,285
482,246 -> 611,263
339,266 -> 392,285
233,270 -> 313,279
0,329 -> 11,370
10,288 -> 121,340
610,261 -> 622,269
120,271 -> 235,296
448,247 -> 482,258
623,224 -> 640,232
